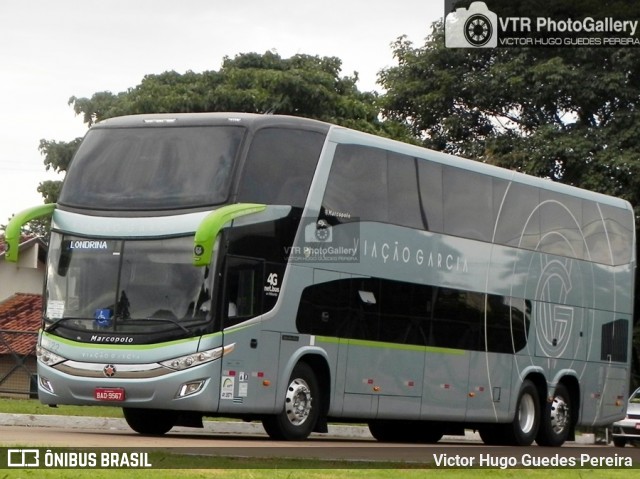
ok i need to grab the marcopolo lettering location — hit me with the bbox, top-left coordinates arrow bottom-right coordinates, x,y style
90,335 -> 134,343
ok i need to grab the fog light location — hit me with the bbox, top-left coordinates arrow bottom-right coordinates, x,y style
177,380 -> 206,398
39,376 -> 55,394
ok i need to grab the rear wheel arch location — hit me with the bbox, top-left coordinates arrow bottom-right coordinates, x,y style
536,376 -> 579,447
299,353 -> 331,421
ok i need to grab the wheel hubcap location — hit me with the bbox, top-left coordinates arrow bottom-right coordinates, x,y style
285,378 -> 312,426
518,393 -> 536,434
550,395 -> 570,434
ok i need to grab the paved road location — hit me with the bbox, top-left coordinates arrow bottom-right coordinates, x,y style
2,413 -> 638,465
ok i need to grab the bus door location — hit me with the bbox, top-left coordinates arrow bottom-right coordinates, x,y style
342,278 -> 426,419
419,287 -> 472,420
217,256 -> 281,413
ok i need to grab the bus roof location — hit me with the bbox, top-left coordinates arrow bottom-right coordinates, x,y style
327,125 -> 633,212
94,113 -> 632,212
93,112 -> 331,133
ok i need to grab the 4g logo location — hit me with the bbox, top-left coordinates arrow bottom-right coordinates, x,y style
264,273 -> 280,297
266,273 -> 278,287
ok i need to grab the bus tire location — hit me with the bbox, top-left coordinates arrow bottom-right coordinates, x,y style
122,408 -> 176,435
479,425 -> 505,445
369,420 -> 443,443
262,362 -> 319,441
505,379 -> 540,446
536,383 -> 572,447
368,420 -> 404,442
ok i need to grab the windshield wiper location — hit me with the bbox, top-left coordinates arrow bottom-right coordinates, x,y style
45,317 -> 90,333
141,317 -> 192,335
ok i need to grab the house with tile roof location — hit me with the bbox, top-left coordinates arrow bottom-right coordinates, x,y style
0,293 -> 41,398
0,234 -> 47,302
0,235 -> 47,398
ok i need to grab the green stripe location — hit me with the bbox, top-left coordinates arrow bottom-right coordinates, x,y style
315,336 -> 465,355
41,330 -> 222,350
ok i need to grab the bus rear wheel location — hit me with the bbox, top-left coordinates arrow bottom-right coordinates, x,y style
505,379 -> 540,446
536,383 -> 572,447
262,362 -> 320,440
122,408 -> 176,435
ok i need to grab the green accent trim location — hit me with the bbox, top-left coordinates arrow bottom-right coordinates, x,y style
193,203 -> 266,267
41,330 -> 222,350
223,323 -> 257,335
315,335 -> 465,355
4,203 -> 56,262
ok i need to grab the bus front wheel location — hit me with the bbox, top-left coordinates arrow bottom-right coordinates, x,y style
122,408 -> 176,435
262,362 -> 320,440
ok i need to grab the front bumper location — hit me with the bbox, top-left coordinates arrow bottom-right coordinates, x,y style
37,359 -> 222,412
611,418 -> 640,442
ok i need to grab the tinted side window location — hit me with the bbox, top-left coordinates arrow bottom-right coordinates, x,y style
486,295 -> 531,353
323,145 -> 388,223
443,167 -> 495,242
493,183 -> 540,249
388,154 -> 426,230
584,203 -> 634,266
538,190 -> 584,259
296,278 -> 531,353
417,160 -> 444,232
378,280 -> 432,346
238,128 -> 326,208
323,145 -> 432,229
431,288 -> 485,350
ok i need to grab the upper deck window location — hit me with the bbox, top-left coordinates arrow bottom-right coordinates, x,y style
237,127 -> 326,208
59,126 -> 245,211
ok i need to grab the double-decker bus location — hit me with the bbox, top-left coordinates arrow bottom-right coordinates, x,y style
5,113 -> 635,446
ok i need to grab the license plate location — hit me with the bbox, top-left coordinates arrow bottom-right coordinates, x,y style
94,387 -> 125,401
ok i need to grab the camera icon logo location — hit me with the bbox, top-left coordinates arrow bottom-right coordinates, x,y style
304,219 -> 333,243
445,2 -> 498,48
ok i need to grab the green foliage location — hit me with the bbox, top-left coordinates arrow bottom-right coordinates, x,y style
67,51 -> 383,131
380,22 -> 640,217
36,51 -> 411,210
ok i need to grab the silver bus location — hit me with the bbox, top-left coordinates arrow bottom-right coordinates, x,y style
5,113 -> 635,446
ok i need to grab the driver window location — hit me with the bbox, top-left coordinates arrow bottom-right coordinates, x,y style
224,256 -> 264,327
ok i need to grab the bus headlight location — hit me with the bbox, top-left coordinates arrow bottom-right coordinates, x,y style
160,343 -> 234,371
36,345 -> 66,367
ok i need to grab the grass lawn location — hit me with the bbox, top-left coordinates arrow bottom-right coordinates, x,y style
0,398 -> 634,478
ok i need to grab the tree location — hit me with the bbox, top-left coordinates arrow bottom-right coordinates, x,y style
380,23 -> 640,214
37,51 -> 412,208
69,52 -> 386,133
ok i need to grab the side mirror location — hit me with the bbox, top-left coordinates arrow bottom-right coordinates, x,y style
4,204 -> 56,262
192,203 -> 266,267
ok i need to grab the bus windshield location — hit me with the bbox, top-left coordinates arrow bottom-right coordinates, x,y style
45,234 -> 213,339
58,125 -> 246,210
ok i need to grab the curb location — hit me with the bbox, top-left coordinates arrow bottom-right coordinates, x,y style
0,413 -> 597,444
0,413 -> 481,441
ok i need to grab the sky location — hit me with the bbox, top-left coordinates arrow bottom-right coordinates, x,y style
0,0 -> 442,227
